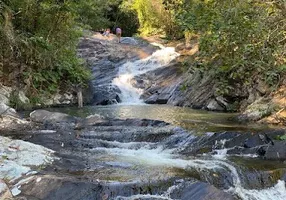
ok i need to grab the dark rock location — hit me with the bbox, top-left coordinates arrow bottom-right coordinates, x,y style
144,94 -> 159,104
263,141 -> 286,160
92,85 -> 121,105
241,168 -> 286,189
169,181 -> 234,200
105,118 -> 169,127
244,134 -> 266,148
139,66 -> 216,108
167,87 -> 186,106
227,146 -> 258,155
224,133 -> 254,148
261,129 -> 286,141
134,64 -> 184,105
180,132 -> 240,155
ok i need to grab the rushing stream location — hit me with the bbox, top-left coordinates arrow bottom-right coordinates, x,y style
108,42 -> 286,199
112,44 -> 179,104
92,140 -> 286,200
46,104 -> 286,200
14,39 -> 286,200
41,41 -> 286,200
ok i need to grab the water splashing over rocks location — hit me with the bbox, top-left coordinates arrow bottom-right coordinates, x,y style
2,34 -> 286,199
2,109 -> 285,200
112,45 -> 179,104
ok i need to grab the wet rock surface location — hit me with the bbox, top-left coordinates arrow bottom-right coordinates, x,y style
134,63 -> 183,105
169,181 -> 234,200
1,110 -> 286,199
78,34 -> 157,106
180,128 -> 286,163
92,85 -> 122,105
135,66 -> 231,111
78,33 -> 231,111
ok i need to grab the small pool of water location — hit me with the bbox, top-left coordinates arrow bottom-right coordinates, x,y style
44,104 -> 278,134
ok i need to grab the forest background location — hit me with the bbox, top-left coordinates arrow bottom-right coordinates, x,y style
0,0 -> 285,109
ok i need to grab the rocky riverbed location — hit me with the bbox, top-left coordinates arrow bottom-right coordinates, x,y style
1,33 -> 286,200
77,33 -> 286,124
1,109 -> 286,199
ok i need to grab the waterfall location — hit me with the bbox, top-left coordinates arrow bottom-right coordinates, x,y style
112,44 -> 179,104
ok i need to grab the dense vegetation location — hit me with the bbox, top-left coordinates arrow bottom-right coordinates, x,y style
1,0 -> 285,108
0,0 -> 137,105
126,0 -> 286,98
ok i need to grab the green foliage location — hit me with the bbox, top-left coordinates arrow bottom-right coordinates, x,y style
0,0 -> 93,104
8,90 -> 30,110
72,0 -> 128,31
1,155 -> 8,160
276,133 -> 286,141
165,0 -> 286,96
2,0 -> 285,109
122,0 -> 179,36
71,0 -> 139,36
0,0 -> 142,108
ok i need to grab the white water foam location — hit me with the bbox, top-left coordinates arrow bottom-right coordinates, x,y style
88,138 -> 156,149
212,139 -> 229,160
213,148 -> 228,160
93,142 -> 286,200
228,180 -> 286,200
212,139 -> 259,160
112,45 -> 179,104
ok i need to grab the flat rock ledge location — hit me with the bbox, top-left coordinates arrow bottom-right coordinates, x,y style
0,136 -> 55,199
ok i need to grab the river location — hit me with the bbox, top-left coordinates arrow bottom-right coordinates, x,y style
35,39 -> 286,200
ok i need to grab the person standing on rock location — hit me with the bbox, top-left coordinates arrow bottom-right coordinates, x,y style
115,27 -> 122,43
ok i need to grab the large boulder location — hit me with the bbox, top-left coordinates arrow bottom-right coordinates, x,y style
92,85 -> 121,105
259,141 -> 286,160
30,110 -> 77,123
0,102 -> 16,116
238,98 -> 275,121
135,64 -> 184,105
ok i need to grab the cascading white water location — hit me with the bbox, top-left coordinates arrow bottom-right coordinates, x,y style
112,44 -> 179,104
105,40 -> 286,199
92,137 -> 286,200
